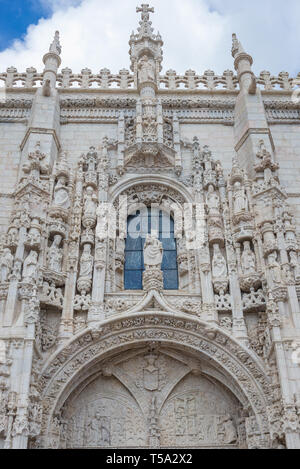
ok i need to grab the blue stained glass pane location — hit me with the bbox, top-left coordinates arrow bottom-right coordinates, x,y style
125,251 -> 143,269
163,270 -> 179,290
125,236 -> 142,251
162,251 -> 178,269
160,229 -> 174,236
161,238 -> 176,250
160,215 -> 173,234
124,270 -> 143,290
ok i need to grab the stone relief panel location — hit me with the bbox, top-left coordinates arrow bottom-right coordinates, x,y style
160,374 -> 240,448
63,376 -> 147,448
59,350 -> 244,449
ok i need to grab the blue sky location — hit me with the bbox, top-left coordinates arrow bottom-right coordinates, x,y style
0,1 -> 47,50
0,0 -> 298,76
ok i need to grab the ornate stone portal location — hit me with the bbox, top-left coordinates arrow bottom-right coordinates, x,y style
0,4 -> 300,450
61,350 -> 240,449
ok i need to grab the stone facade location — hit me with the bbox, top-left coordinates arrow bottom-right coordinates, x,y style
0,4 -> 300,449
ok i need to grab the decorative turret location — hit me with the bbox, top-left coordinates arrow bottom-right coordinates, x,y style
129,4 -> 163,94
42,31 -> 62,89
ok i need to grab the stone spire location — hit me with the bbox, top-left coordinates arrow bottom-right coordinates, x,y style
43,31 -> 62,87
231,33 -> 255,94
129,4 -> 163,90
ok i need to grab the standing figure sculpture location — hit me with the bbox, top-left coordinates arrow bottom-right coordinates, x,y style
23,250 -> 39,281
0,248 -> 14,282
87,411 -> 110,447
47,235 -> 63,272
206,184 -> 221,216
268,251 -> 282,286
83,187 -> 97,219
143,232 -> 163,270
53,176 -> 70,209
138,55 -> 155,83
233,181 -> 248,214
241,241 -> 256,275
212,244 -> 227,279
79,244 -> 94,279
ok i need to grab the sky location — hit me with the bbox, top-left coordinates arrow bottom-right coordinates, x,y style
0,0 -> 298,77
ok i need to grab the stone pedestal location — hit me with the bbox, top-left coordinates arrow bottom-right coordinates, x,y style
143,268 -> 163,292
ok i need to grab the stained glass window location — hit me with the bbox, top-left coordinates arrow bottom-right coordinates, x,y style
124,208 -> 178,290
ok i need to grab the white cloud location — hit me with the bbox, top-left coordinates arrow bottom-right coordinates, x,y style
0,0 -> 298,77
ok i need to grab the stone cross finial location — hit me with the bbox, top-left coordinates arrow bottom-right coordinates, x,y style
49,30 -> 62,55
136,4 -> 154,21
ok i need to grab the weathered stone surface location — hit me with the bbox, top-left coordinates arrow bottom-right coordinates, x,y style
0,5 -> 300,450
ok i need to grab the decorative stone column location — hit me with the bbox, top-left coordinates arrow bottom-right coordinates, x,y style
88,140 -> 109,326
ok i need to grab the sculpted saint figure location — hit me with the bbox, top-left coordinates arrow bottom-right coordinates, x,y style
84,187 -> 97,218
143,232 -> 163,270
268,252 -> 282,285
47,235 -> 63,272
7,227 -> 19,245
206,184 -> 220,216
79,244 -> 93,278
212,244 -> 227,279
53,176 -> 70,209
221,415 -> 238,444
289,251 -> 300,281
96,204 -> 108,240
233,181 -> 248,214
0,248 -> 14,282
23,250 -> 38,280
241,241 -> 256,275
87,411 -> 110,447
138,55 -> 155,83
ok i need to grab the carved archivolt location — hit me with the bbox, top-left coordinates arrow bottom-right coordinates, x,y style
110,176 -> 192,207
38,313 -> 271,447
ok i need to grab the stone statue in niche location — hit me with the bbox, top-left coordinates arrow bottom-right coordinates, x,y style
268,251 -> 282,286
47,235 -> 63,272
138,55 -> 155,83
85,147 -> 97,172
83,187 -> 97,218
289,251 -> 300,281
96,204 -> 108,240
79,244 -> 93,279
206,184 -> 221,216
212,244 -> 227,279
7,227 -> 19,245
241,241 -> 256,275
53,176 -> 70,209
23,250 -> 39,281
87,411 -> 110,447
0,248 -> 14,282
233,181 -> 248,214
143,232 -> 163,270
